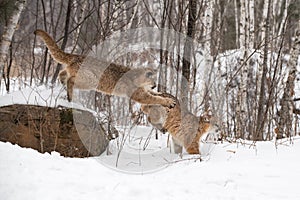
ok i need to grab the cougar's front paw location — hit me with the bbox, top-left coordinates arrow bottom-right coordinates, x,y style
67,94 -> 73,102
165,97 -> 176,108
160,127 -> 167,134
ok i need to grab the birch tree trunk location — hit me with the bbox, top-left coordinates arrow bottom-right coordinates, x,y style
201,0 -> 214,111
203,0 -> 213,57
259,0 -> 270,44
255,0 -> 270,139
236,0 -> 250,138
0,0 -> 27,82
247,0 -> 255,137
255,0 -> 272,141
234,0 -> 240,48
277,19 -> 300,139
239,0 -> 246,49
248,0 -> 255,50
276,0 -> 289,47
158,0 -> 169,93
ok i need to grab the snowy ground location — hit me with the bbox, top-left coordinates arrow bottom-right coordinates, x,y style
1,137 -> 300,200
1,84 -> 300,199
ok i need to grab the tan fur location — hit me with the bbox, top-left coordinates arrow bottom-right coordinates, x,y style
34,29 -> 175,107
141,93 -> 218,154
141,103 -> 167,132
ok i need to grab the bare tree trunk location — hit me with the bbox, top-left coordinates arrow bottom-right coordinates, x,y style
239,0 -> 246,49
232,0 -> 253,139
247,0 -> 256,138
72,0 -> 88,53
236,0 -> 248,139
3,42 -> 13,92
158,0 -> 169,93
39,0 -> 49,84
236,0 -> 255,139
0,0 -> 27,82
201,0 -> 214,111
125,0 -> 141,30
248,0 -> 255,49
30,0 -> 39,86
234,0 -> 240,48
277,19 -> 300,139
165,0 -> 173,94
174,0 -> 185,98
276,0 -> 289,47
51,0 -> 73,84
255,0 -> 272,141
181,0 -> 197,109
259,0 -> 270,44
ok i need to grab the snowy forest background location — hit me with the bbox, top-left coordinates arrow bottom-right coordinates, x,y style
0,0 -> 300,143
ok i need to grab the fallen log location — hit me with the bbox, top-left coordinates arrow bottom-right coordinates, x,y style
0,104 -> 110,157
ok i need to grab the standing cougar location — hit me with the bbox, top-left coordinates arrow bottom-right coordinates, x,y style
34,29 -> 175,108
141,93 -> 219,155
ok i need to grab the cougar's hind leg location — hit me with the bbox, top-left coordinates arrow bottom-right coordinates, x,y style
59,69 -> 68,85
171,137 -> 183,154
66,77 -> 75,102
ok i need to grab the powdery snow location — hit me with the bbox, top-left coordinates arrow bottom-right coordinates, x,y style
1,138 -> 300,200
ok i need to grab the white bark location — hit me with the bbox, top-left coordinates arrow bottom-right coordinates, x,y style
260,0 -> 270,43
276,0 -> 290,46
234,0 -> 239,48
215,0 -> 225,50
203,0 -> 214,58
255,0 -> 272,140
248,0 -> 255,49
0,0 -> 27,80
273,0 -> 283,16
239,0 -> 246,49
277,19 -> 300,138
201,0 -> 214,78
125,0 -> 141,29
235,0 -> 254,138
257,0 -> 270,87
202,0 -> 214,110
236,0 -> 248,138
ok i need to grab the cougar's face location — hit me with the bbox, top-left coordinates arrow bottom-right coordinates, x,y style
199,114 -> 220,141
133,68 -> 157,89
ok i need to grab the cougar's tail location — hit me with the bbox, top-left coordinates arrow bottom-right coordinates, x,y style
34,29 -> 71,65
